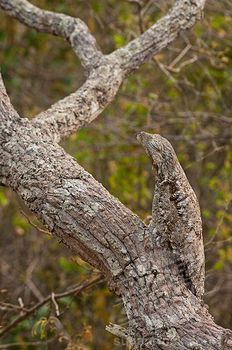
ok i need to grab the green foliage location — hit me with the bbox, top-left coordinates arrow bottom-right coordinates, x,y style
113,33 -> 126,48
59,256 -> 88,275
0,189 -> 8,206
32,317 -> 48,340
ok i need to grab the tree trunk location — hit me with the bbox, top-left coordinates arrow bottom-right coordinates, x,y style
0,110 -> 231,349
0,0 -> 232,348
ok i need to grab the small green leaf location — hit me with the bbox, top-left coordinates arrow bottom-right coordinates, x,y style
32,317 -> 48,340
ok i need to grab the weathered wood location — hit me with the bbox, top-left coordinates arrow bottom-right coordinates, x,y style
1,0 -> 207,142
1,73 -> 232,349
0,0 -> 232,348
0,0 -> 103,71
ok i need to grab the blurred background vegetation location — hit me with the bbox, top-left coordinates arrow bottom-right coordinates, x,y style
0,0 -> 232,349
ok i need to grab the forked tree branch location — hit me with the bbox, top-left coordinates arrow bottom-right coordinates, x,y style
113,0 -> 205,74
0,74 -> 145,284
2,2 -> 232,349
0,0 -> 103,71
0,0 -> 206,142
1,73 -> 232,348
32,61 -> 124,142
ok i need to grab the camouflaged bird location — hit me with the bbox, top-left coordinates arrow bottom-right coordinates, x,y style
137,132 -> 205,298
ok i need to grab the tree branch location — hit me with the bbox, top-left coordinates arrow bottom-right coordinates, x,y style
0,274 -> 103,338
0,73 -> 23,142
114,0 -> 205,75
0,0 -> 103,71
1,74 -> 232,348
32,61 -> 124,142
0,75 -> 146,285
3,4 -> 231,348
0,0 -> 206,142
0,73 -> 18,117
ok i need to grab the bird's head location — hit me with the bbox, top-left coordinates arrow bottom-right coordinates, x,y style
137,132 -> 178,179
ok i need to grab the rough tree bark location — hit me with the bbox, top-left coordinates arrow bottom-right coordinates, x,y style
0,0 -> 231,349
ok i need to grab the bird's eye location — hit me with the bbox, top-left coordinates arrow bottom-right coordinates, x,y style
151,139 -> 163,153
152,144 -> 162,153
152,162 -> 158,171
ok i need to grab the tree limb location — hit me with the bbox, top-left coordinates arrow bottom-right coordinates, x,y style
32,61 -> 124,142
0,274 -> 103,338
113,0 -> 206,75
1,74 -> 232,348
0,72 -> 19,118
0,0 -> 103,71
0,0 -> 206,142
2,3 -> 232,348
0,76 -> 146,284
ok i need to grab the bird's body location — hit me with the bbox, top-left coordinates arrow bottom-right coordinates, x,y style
137,132 -> 205,297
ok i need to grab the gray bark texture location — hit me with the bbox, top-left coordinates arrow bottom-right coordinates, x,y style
0,0 -> 232,349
